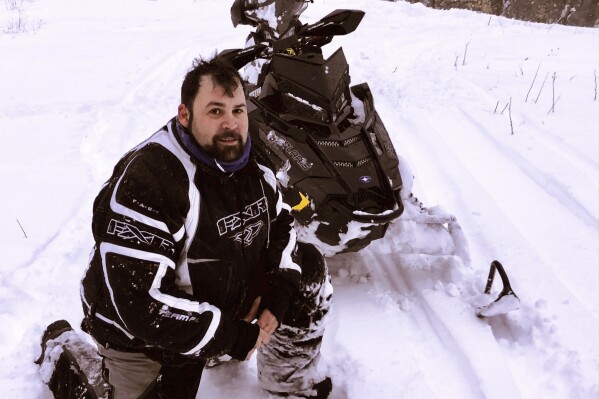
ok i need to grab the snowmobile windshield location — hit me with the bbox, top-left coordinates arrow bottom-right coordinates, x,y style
240,0 -> 310,37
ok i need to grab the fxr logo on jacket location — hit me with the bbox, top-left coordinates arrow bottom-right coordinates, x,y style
107,219 -> 175,254
217,197 -> 268,246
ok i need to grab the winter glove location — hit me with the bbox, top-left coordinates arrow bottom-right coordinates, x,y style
228,319 -> 260,361
260,279 -> 294,324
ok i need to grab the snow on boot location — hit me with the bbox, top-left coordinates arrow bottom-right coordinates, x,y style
204,354 -> 234,368
269,377 -> 333,399
36,320 -> 112,399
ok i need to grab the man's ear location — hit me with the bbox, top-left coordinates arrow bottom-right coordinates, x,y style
178,104 -> 190,128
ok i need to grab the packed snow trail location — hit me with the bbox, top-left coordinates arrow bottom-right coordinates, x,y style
324,199 -> 523,399
315,2 -> 597,397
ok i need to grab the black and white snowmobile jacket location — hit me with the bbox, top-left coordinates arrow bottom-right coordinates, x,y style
80,117 -> 301,361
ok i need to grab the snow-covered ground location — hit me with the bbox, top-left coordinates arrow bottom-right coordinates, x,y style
0,0 -> 597,398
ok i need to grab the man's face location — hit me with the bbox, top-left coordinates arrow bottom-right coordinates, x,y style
178,76 -> 248,162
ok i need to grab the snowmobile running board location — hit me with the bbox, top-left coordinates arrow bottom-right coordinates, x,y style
476,260 -> 520,318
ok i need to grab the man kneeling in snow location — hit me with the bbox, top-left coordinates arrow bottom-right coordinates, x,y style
38,56 -> 332,399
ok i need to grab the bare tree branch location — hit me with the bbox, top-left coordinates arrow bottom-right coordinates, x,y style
525,61 -> 541,102
16,219 -> 27,238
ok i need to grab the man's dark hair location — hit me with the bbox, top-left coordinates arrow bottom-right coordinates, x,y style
181,56 -> 246,113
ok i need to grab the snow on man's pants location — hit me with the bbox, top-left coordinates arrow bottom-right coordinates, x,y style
257,242 -> 333,395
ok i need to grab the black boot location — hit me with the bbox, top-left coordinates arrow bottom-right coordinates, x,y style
36,320 -> 112,399
36,319 -> 73,365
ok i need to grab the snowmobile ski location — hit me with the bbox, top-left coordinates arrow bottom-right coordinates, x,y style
476,260 -> 520,317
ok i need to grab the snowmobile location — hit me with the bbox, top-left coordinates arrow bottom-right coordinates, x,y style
221,4 -> 405,254
223,0 -> 520,312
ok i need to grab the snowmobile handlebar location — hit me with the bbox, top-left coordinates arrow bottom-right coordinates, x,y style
218,44 -> 269,71
297,8 -> 365,37
219,9 -> 365,71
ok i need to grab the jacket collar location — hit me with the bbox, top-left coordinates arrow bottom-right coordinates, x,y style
174,118 -> 252,173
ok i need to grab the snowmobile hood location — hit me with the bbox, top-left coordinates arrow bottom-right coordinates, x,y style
269,48 -> 349,119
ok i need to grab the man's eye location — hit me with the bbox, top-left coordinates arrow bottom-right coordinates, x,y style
233,108 -> 245,114
210,109 -> 221,115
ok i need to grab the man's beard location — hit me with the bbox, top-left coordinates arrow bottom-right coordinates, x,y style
204,130 -> 245,162
189,113 -> 245,162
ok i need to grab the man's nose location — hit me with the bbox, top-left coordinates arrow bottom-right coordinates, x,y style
221,113 -> 238,130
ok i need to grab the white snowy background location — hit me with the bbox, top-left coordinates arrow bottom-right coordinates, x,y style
0,0 -> 597,398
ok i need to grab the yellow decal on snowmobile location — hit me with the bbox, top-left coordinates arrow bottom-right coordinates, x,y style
291,192 -> 310,211
285,48 -> 296,56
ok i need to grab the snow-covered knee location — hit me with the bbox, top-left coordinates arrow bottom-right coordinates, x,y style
297,242 -> 327,285
256,243 -> 333,396
283,243 -> 332,329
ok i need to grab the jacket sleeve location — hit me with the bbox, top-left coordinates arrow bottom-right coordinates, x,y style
89,145 -> 258,360
257,165 -> 302,323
